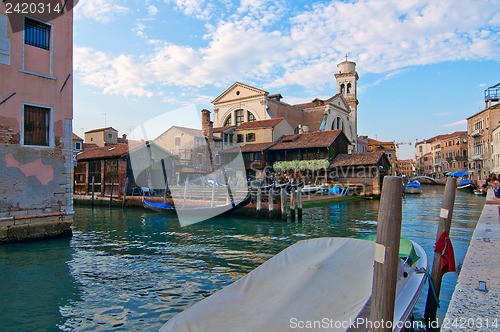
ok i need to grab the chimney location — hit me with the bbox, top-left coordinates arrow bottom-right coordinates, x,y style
201,109 -> 212,139
122,134 -> 127,139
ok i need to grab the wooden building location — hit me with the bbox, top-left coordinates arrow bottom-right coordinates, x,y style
329,151 -> 391,195
74,142 -> 177,197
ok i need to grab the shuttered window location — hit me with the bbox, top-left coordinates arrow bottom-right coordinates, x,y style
24,105 -> 50,146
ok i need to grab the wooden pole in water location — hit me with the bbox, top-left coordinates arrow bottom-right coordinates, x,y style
298,187 -> 303,222
109,183 -> 114,208
369,176 -> 403,332
91,176 -> 95,207
290,187 -> 296,221
211,181 -> 216,207
280,187 -> 287,221
425,176 -> 457,328
268,187 -> 274,219
256,188 -> 262,218
122,178 -> 129,209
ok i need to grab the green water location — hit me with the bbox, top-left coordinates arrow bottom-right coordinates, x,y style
0,185 -> 484,331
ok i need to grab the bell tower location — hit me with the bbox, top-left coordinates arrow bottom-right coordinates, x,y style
335,59 -> 359,150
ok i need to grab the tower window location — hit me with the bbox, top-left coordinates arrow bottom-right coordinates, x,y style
340,84 -> 345,94
347,83 -> 352,94
332,117 -> 343,130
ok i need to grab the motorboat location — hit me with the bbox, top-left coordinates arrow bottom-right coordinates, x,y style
405,181 -> 422,194
159,237 -> 428,332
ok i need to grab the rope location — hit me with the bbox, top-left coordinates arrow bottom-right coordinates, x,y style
416,267 -> 440,308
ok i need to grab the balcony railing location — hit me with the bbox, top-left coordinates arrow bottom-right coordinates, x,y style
470,129 -> 483,137
471,154 -> 483,161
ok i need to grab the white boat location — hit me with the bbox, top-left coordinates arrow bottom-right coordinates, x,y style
301,184 -> 323,194
159,237 -> 428,332
405,181 -> 422,194
473,189 -> 486,196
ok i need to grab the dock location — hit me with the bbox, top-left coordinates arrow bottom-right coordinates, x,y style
441,189 -> 500,331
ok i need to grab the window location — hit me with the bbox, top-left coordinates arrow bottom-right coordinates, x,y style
107,133 -> 113,139
25,18 -> 50,50
229,134 -> 233,145
23,105 -> 50,146
215,154 -> 221,165
237,134 -> 244,143
235,109 -> 244,127
340,84 -> 345,94
197,153 -> 205,165
246,133 -> 255,142
332,117 -> 343,130
75,142 -> 82,151
175,136 -> 181,145
247,111 -> 256,122
347,83 -> 352,94
224,115 -> 232,127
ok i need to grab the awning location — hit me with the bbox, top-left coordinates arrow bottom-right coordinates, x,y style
449,169 -> 468,177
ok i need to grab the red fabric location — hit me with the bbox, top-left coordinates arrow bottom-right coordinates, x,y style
434,231 -> 456,274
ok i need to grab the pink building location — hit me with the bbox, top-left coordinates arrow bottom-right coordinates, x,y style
0,4 -> 74,242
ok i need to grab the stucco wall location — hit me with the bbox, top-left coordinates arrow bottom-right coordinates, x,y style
0,6 -> 74,232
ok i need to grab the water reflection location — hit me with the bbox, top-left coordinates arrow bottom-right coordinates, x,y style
0,184 -> 484,331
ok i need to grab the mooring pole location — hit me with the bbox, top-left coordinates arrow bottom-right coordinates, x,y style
297,186 -> 303,222
425,176 -> 457,328
290,187 -> 296,221
122,178 -> 129,209
211,181 -> 216,207
268,186 -> 274,219
91,176 -> 95,207
109,182 -> 114,208
256,188 -> 262,218
280,187 -> 287,222
369,176 -> 403,332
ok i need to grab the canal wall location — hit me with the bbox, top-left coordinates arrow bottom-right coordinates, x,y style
441,189 -> 500,331
0,212 -> 73,243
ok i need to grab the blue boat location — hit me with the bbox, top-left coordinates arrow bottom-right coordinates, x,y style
405,180 -> 422,194
450,170 -> 476,192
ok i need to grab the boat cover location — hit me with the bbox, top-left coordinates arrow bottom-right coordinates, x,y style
405,182 -> 420,189
144,199 -> 173,209
449,170 -> 468,177
360,235 -> 420,266
160,238 -> 377,332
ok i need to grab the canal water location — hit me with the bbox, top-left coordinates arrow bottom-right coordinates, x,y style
0,185 -> 484,331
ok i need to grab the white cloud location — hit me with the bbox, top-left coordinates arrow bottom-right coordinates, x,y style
443,119 -> 467,127
148,5 -> 159,16
432,112 -> 452,117
75,0 -> 129,23
75,0 -> 500,97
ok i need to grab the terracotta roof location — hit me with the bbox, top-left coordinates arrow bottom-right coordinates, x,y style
293,94 -> 340,110
441,131 -> 467,140
77,141 -> 152,161
270,130 -> 344,150
235,118 -> 285,130
82,143 -> 98,149
213,125 -> 236,133
330,151 -> 387,167
220,142 -> 276,154
73,133 -> 83,141
367,138 -> 394,146
84,127 -> 118,134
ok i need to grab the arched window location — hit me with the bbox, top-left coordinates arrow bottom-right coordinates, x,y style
340,84 -> 345,94
235,109 -> 244,126
347,83 -> 352,94
332,117 -> 343,130
224,115 -> 232,127
247,111 -> 256,122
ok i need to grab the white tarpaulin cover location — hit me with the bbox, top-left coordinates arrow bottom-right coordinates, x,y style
160,238 -> 377,332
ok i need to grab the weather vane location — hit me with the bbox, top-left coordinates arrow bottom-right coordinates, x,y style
345,53 -> 349,61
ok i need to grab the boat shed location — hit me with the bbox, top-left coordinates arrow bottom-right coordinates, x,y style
329,151 -> 391,195
74,141 -> 178,197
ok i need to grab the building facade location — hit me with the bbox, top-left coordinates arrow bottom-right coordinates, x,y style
211,60 -> 359,152
467,84 -> 500,180
441,131 -> 468,174
0,5 -> 74,242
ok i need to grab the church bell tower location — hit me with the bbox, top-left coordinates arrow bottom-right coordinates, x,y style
335,59 -> 359,150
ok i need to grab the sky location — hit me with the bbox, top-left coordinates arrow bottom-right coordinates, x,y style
72,0 -> 500,159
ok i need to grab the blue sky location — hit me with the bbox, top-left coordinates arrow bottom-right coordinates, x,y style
72,0 -> 500,159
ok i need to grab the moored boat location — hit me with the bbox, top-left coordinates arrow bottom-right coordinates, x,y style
405,181 -> 422,194
457,179 -> 476,192
473,189 -> 487,196
159,237 -> 428,332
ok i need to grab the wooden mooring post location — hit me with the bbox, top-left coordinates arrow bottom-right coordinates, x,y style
122,178 -> 129,209
109,183 -> 114,208
91,176 -> 95,207
369,176 -> 403,332
280,187 -> 287,221
268,187 -> 274,219
425,176 -> 457,328
256,188 -> 262,218
297,187 -> 303,222
290,188 -> 296,221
